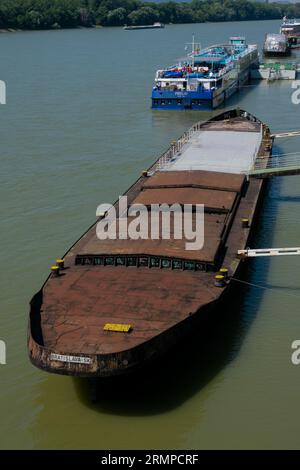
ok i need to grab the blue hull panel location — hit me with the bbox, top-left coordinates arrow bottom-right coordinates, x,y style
151,89 -> 215,110
152,69 -> 252,110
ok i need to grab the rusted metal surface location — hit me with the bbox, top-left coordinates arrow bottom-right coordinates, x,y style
201,115 -> 262,132
40,268 -> 217,355
79,213 -> 227,263
133,187 -> 237,212
28,109 -> 273,377
143,170 -> 245,192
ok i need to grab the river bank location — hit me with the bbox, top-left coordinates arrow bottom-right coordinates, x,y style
0,0 -> 298,32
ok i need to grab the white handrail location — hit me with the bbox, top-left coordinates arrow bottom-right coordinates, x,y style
238,247 -> 300,257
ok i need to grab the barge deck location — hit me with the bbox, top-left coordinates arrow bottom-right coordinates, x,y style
28,109 -> 273,377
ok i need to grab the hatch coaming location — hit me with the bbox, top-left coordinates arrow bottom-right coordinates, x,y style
76,212 -> 227,267
75,169 -> 246,268
142,169 -> 245,192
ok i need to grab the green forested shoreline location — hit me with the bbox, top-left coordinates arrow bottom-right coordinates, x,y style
0,0 -> 299,30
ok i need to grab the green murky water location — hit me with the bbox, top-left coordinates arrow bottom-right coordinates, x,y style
1,20 -> 300,449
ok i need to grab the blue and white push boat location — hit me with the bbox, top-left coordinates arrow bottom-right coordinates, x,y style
151,37 -> 258,110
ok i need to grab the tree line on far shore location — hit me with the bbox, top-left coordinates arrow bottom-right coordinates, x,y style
0,0 -> 299,30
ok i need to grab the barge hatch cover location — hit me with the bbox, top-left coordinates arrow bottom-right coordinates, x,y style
133,187 -> 237,212
143,170 -> 245,193
78,213 -> 227,264
162,130 -> 262,174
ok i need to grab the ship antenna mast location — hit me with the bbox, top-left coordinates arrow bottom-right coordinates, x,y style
192,34 -> 195,68
185,34 -> 200,68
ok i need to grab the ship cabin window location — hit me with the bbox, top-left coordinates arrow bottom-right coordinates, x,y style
138,256 -> 149,267
150,257 -> 160,268
184,261 -> 195,270
172,260 -> 183,269
161,259 -> 171,269
127,256 -> 137,267
75,255 -> 209,272
196,262 -> 205,271
177,99 -> 182,105
161,100 -> 166,106
191,99 -> 203,105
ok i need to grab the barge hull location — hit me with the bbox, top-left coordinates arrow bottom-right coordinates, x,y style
28,175 -> 267,378
28,109 -> 273,377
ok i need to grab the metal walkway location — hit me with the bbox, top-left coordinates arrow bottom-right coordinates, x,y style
248,151 -> 300,178
271,130 -> 300,139
238,247 -> 300,258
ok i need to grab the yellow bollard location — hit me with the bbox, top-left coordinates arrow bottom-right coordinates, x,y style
56,259 -> 65,269
214,274 -> 225,288
51,265 -> 60,277
241,218 -> 250,228
219,267 -> 228,280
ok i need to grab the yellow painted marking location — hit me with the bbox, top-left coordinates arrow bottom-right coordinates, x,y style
103,323 -> 132,333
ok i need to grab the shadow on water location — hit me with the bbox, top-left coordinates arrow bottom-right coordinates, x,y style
74,176 -> 284,416
271,195 -> 300,204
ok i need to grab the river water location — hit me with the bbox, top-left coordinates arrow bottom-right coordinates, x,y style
1,20 -> 300,449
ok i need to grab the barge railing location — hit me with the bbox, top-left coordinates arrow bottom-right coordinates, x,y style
248,151 -> 300,178
153,120 -> 203,172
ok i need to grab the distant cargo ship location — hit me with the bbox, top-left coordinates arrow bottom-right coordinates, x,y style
263,33 -> 291,57
28,108 -> 273,378
151,37 -> 258,110
280,17 -> 300,45
124,22 -> 164,30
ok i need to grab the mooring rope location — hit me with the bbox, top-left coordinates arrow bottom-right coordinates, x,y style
231,277 -> 300,300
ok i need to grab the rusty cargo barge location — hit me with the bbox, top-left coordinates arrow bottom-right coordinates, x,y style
28,109 -> 273,377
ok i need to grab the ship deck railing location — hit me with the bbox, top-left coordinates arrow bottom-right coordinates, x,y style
282,19 -> 300,25
157,67 -> 231,80
151,121 -> 203,174
152,115 -> 263,175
